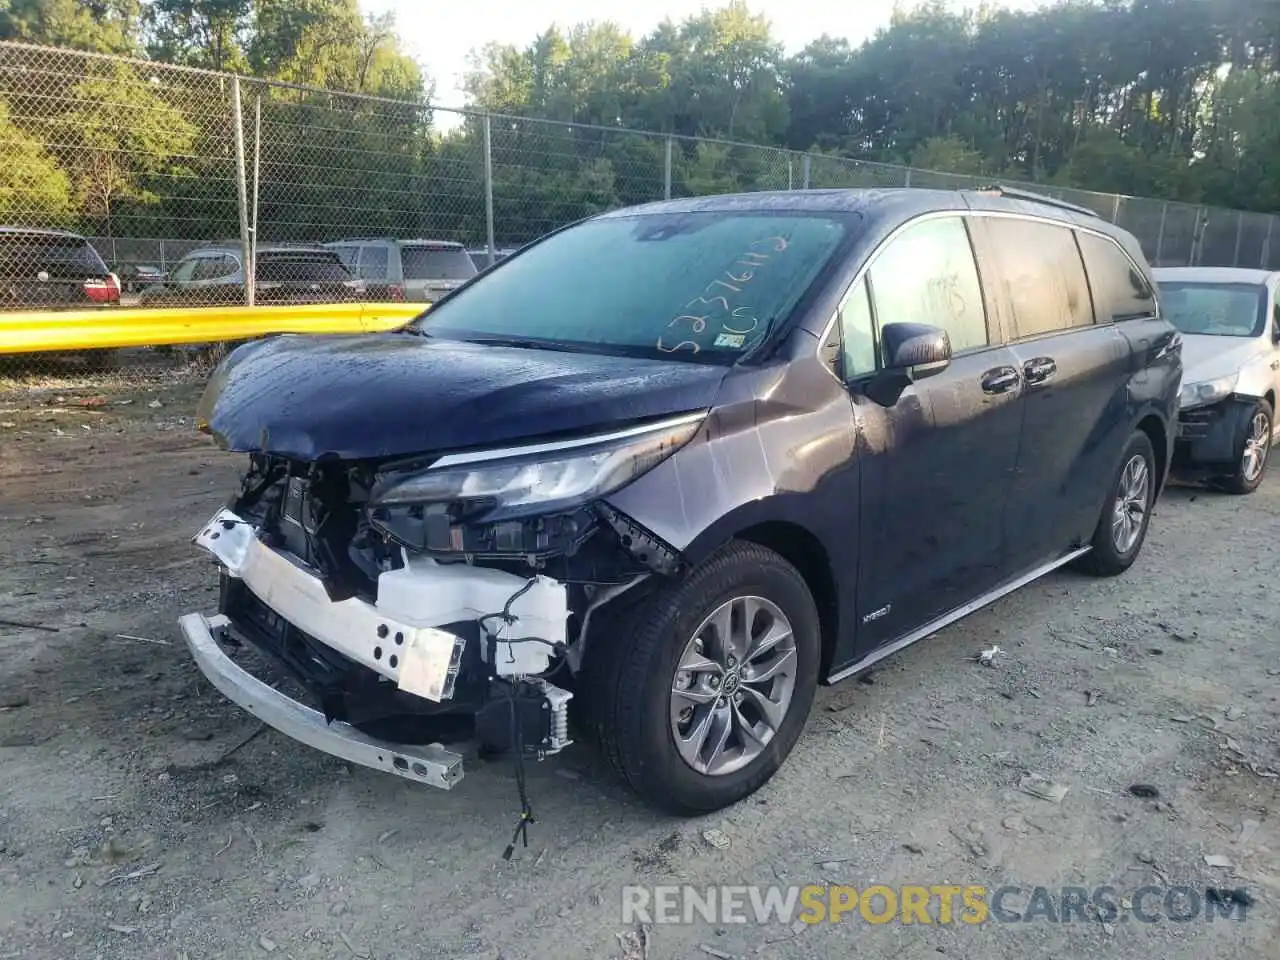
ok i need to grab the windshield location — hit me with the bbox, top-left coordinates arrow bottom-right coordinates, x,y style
1158,281 -> 1268,337
416,211 -> 850,361
401,246 -> 477,281
256,254 -> 351,283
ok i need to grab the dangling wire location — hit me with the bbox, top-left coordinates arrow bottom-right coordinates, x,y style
501,683 -> 535,860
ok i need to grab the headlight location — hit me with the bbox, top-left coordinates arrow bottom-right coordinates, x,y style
1179,373 -> 1238,410
368,414 -> 704,551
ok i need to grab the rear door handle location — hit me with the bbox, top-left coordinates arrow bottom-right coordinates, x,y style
980,365 -> 1021,395
1022,357 -> 1057,385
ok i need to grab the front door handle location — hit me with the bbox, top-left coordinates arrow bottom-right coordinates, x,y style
980,365 -> 1021,395
1023,356 -> 1057,385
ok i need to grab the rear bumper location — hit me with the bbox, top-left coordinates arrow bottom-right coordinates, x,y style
179,612 -> 464,788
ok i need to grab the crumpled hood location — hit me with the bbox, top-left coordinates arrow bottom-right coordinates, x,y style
197,333 -> 727,461
1179,334 -> 1265,385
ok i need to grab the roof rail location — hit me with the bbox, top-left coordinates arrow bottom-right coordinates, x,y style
975,184 -> 1101,219
328,237 -> 466,246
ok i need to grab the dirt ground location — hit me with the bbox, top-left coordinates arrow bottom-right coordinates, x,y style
1,380 -> 1277,960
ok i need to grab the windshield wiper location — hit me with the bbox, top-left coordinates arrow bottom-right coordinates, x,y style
462,336 -> 592,354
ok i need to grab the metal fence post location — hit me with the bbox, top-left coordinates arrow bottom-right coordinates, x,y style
802,154 -> 812,190
1155,203 -> 1167,266
230,77 -> 253,307
483,113 -> 496,267
664,137 -> 673,201
787,159 -> 793,190
1232,211 -> 1245,267
903,167 -> 912,188
250,93 -> 262,283
1263,217 -> 1274,269
1111,194 -> 1121,224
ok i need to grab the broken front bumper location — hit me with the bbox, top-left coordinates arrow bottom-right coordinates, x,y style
179,507 -> 575,790
179,612 -> 465,788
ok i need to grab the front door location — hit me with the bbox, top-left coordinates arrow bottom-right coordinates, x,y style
842,214 -> 1024,653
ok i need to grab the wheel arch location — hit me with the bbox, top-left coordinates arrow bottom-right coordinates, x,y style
680,503 -> 845,678
1134,410 -> 1170,495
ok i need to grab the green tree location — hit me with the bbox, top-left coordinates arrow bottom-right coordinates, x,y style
0,0 -> 141,53
52,61 -> 196,239
0,99 -> 72,222
144,0 -> 251,72
909,136 -> 988,177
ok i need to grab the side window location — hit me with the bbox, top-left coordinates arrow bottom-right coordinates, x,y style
213,254 -> 239,280
986,219 -> 1093,338
868,216 -> 989,353
838,277 -> 876,379
358,246 -> 389,279
193,255 -> 236,282
330,245 -> 358,269
1078,232 -> 1156,322
168,258 -> 199,283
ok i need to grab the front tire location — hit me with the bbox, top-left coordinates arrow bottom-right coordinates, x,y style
581,541 -> 820,814
1076,431 -> 1156,577
1221,399 -> 1272,495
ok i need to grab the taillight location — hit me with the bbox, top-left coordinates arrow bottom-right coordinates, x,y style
84,275 -> 120,304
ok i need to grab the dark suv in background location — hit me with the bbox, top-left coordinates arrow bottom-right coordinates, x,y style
138,244 -> 362,306
325,238 -> 477,302
182,186 -> 1181,815
0,227 -> 119,308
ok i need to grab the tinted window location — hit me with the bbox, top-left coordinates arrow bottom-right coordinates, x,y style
987,219 -> 1093,338
194,255 -> 237,282
401,246 -> 478,280
1158,282 -> 1267,338
1078,232 -> 1155,322
329,245 -> 358,268
169,258 -> 199,283
256,254 -> 350,282
358,246 -> 389,279
869,216 -> 988,352
838,277 -> 876,378
0,233 -> 108,276
417,212 -> 850,361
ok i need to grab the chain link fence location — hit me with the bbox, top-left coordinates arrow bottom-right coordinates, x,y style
2,39 -> 1279,388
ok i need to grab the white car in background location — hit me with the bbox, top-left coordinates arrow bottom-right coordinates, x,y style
1156,267 -> 1280,494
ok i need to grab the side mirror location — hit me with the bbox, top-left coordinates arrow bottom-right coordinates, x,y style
864,322 -> 953,407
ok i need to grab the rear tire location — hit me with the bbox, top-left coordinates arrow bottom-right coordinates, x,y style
1220,399 -> 1272,495
1076,431 -> 1156,577
579,541 -> 820,815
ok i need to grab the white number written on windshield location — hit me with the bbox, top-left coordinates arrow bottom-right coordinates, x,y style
657,235 -> 790,355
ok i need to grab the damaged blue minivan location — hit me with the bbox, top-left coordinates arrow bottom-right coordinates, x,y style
181,186 -> 1181,816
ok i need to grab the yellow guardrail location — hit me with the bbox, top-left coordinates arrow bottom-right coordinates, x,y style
0,302 -> 426,354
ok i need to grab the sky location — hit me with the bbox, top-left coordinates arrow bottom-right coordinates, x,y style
362,0 -> 1049,118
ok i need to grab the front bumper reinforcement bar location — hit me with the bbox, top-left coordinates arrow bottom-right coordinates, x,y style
179,612 -> 464,789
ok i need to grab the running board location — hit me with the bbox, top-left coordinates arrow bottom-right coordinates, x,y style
825,547 -> 1092,685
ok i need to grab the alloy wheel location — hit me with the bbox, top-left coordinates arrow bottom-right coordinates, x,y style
1241,411 -> 1271,484
1111,453 -> 1150,554
669,596 -> 798,776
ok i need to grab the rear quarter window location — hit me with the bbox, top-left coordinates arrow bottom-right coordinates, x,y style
257,254 -> 351,282
1078,232 -> 1157,323
401,246 -> 477,280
